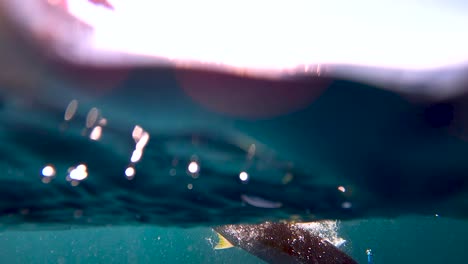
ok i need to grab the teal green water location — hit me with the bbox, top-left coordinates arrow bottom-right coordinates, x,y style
1,41 -> 468,263
1,2 -> 468,263
1,70 -> 468,263
1,216 -> 466,263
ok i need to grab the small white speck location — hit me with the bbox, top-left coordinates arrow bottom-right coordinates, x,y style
41,165 -> 56,177
69,164 -> 88,181
125,167 -> 135,177
239,171 -> 249,181
188,161 -> 199,174
89,126 -> 102,141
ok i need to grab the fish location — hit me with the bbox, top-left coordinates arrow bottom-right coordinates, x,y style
213,222 -> 357,264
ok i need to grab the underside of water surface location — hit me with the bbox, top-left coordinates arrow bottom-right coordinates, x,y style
1,67 -> 467,229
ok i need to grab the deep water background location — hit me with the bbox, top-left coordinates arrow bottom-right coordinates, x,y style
0,216 -> 467,264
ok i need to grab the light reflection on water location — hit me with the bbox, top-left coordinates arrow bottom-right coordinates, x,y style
187,161 -> 199,175
239,171 -> 249,182
41,165 -> 56,178
89,125 -> 102,141
0,85 -> 467,264
1,73 -> 467,229
2,88 -> 323,228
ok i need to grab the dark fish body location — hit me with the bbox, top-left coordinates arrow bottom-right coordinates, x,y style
214,222 -> 357,264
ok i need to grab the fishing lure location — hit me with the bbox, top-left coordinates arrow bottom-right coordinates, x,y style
366,249 -> 374,264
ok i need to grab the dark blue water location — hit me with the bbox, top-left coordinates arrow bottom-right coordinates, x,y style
1,67 -> 468,263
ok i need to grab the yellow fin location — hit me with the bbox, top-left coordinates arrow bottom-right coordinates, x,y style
214,233 -> 234,250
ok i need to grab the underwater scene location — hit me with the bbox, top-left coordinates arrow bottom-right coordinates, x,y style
1,0 -> 468,263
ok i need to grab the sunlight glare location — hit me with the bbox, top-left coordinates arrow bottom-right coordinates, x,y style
64,0 -> 468,70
